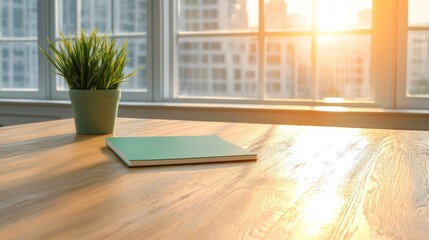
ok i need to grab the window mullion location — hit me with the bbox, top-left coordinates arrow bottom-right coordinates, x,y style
76,0 -> 81,31
371,0 -> 397,108
258,0 -> 265,100
152,0 -> 164,101
171,0 -> 178,99
396,0 -> 416,108
45,0 -> 58,100
111,0 -> 115,34
39,0 -> 57,100
311,0 -> 317,102
178,31 -> 259,37
395,0 -> 429,109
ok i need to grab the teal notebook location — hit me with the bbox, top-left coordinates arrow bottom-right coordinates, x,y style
106,135 -> 257,167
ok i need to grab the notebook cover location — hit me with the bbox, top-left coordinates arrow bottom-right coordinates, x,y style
106,135 -> 257,167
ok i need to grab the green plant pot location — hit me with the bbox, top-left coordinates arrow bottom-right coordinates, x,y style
69,89 -> 121,135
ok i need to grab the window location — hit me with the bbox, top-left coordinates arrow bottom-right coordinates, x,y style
211,54 -> 225,63
0,0 -> 39,98
2,0 -> 429,111
54,0 -> 149,101
396,0 -> 429,108
0,0 -> 148,100
174,0 -> 373,103
406,0 -> 429,97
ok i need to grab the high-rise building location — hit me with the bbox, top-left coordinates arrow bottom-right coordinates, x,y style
115,0 -> 148,90
178,0 -> 374,100
55,0 -> 147,90
316,8 -> 372,100
317,36 -> 372,99
179,0 -> 312,98
81,0 -> 111,32
264,1 -> 312,99
407,33 -> 429,95
59,0 -> 77,35
1,0 -> 147,90
178,0 -> 258,97
1,0 -> 38,89
265,37 -> 312,99
265,0 -> 288,29
0,0 -> 396,98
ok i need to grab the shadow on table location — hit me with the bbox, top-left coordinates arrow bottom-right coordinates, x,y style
0,160 -> 118,226
0,133 -> 107,159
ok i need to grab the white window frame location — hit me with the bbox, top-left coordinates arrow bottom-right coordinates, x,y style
49,0 -> 152,101
1,0 -> 428,112
164,0 -> 404,108
395,0 -> 429,109
163,0 -> 398,108
0,0 -> 152,101
0,0 -> 46,99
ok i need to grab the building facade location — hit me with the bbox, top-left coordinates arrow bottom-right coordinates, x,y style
178,0 -> 373,100
1,0 -> 38,89
407,32 -> 429,95
0,0 -> 147,91
3,0 -> 422,98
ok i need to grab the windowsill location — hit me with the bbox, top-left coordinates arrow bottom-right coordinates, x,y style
1,98 -> 429,130
1,98 -> 429,114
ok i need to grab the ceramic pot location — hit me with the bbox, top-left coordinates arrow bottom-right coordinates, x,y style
69,89 -> 121,134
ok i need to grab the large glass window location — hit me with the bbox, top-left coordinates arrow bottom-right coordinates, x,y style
56,0 -> 148,93
2,0 -> 429,112
175,0 -> 373,102
406,0 -> 429,97
0,0 -> 38,91
177,0 -> 259,99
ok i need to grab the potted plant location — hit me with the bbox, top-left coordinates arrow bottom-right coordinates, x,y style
40,29 -> 138,134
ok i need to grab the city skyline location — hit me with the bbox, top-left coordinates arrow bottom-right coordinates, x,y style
178,0 -> 373,99
1,0 -> 38,90
57,0 -> 147,91
248,0 -> 372,30
0,0 -> 148,91
179,0 -> 372,31
1,0 -> 429,99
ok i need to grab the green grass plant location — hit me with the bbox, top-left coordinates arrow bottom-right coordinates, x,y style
40,29 -> 138,90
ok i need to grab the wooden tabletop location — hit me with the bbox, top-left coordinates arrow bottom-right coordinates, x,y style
0,118 -> 428,240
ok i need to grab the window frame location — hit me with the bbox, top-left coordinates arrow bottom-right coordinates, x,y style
0,0 -> 152,101
395,0 -> 429,109
1,0 -> 427,112
50,0 -> 152,101
165,0 -> 393,108
0,0 -> 46,99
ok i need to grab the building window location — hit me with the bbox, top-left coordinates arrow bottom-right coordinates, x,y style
0,0 -> 38,91
406,0 -> 429,96
212,54 -> 225,63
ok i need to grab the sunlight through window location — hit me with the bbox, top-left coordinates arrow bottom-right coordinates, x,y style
176,0 -> 373,101
284,127 -> 369,236
316,0 -> 372,31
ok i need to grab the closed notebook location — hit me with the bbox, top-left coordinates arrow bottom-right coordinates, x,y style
106,135 -> 257,167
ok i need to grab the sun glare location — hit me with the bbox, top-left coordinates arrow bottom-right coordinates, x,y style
285,127 -> 369,236
317,4 -> 351,30
255,1 -> 372,31
316,0 -> 366,31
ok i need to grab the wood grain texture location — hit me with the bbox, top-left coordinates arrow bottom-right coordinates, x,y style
0,118 -> 428,240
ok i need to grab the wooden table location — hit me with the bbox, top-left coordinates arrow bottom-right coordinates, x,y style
1,118 -> 428,240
